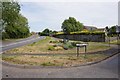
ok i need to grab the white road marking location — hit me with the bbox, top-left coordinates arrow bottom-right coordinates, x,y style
1,37 -> 44,48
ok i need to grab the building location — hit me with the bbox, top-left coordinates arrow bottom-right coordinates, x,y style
97,28 -> 105,32
83,26 -> 97,31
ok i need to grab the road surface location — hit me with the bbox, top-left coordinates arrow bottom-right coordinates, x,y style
2,53 -> 119,78
1,35 -> 45,52
0,35 -> 46,79
0,35 -> 119,79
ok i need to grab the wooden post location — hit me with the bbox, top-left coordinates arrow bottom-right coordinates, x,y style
84,45 -> 87,58
85,45 -> 87,53
77,47 -> 79,57
109,36 -> 110,47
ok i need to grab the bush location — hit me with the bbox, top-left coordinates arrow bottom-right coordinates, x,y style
48,46 -> 55,51
71,42 -> 81,46
29,42 -> 36,46
53,45 -> 58,47
49,41 -> 52,43
59,40 -> 64,43
63,42 -> 74,50
2,32 -> 9,40
41,62 -> 55,66
39,32 -> 49,36
54,31 -> 105,35
69,44 -> 74,48
63,45 -> 69,50
54,46 -> 63,51
49,40 -> 59,43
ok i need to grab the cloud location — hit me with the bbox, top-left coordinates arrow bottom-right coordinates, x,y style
18,0 -> 119,2
20,2 -> 118,32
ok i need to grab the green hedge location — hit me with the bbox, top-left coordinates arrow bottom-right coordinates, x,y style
54,31 -> 105,36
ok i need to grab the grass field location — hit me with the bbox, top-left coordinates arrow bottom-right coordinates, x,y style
2,36 -> 115,67
3,36 -> 111,54
2,54 -> 108,67
110,39 -> 120,45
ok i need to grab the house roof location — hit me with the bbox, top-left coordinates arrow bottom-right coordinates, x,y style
83,26 -> 97,30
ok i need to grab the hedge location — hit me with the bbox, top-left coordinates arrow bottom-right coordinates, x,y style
54,31 -> 105,36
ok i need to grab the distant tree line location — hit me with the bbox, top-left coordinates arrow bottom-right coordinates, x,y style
39,17 -> 84,36
1,0 -> 30,40
38,28 -> 57,36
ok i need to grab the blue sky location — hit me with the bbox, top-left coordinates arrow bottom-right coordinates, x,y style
19,2 -> 118,32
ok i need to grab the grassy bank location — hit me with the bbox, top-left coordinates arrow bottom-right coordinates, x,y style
2,54 -> 108,67
3,36 -> 110,54
110,40 -> 120,45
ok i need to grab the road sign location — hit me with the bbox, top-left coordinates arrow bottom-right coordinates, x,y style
76,43 -> 88,57
116,25 -> 120,33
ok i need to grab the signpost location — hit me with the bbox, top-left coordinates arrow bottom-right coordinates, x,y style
105,26 -> 110,47
116,25 -> 120,45
76,44 -> 88,57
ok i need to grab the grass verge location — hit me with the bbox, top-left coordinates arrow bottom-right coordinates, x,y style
2,54 -> 108,67
3,36 -> 110,54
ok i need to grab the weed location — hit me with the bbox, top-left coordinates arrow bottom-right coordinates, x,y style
48,46 -> 55,51
41,62 -> 55,66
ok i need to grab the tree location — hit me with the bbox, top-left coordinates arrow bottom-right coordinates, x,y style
43,28 -> 49,33
105,26 -> 109,35
15,14 -> 30,38
109,26 -> 116,34
38,28 -> 57,36
61,17 -> 84,34
2,1 -> 20,31
1,1 -> 30,39
5,14 -> 30,38
105,26 -> 118,36
38,28 -> 50,36
52,30 -> 57,34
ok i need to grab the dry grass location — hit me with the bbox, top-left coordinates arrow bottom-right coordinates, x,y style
3,37 -> 110,54
2,54 -> 108,67
110,40 -> 120,45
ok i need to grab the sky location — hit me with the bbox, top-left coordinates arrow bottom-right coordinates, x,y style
19,1 -> 118,32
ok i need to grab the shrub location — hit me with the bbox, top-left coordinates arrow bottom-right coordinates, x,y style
63,45 -> 69,50
71,42 -> 81,46
54,31 -> 105,35
48,45 -> 63,51
53,45 -> 57,47
63,42 -> 74,50
54,40 -> 59,43
41,62 -> 55,66
54,46 -> 63,51
69,45 -> 74,48
48,46 -> 55,51
2,32 -> 9,40
59,40 -> 64,43
49,41 -> 52,43
29,42 -> 36,46
49,40 -> 59,43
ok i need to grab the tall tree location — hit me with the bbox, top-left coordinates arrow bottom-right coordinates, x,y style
2,1 -> 20,31
109,26 -> 116,34
1,0 -> 30,39
0,2 -> 2,32
5,14 -> 30,38
61,17 -> 83,34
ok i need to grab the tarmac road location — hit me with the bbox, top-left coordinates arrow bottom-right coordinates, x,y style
1,35 -> 119,79
2,53 -> 119,78
1,35 -> 45,52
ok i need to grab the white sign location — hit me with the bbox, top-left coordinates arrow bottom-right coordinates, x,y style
76,44 -> 87,47
116,25 -> 120,33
